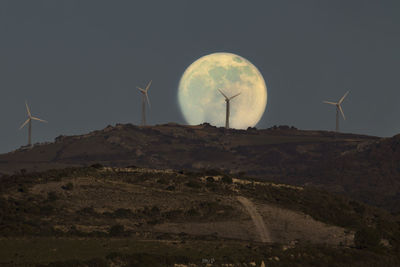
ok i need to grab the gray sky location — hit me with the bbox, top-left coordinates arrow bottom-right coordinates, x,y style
1,1 -> 399,153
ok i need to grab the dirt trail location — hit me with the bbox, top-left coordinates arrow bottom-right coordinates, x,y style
237,196 -> 272,243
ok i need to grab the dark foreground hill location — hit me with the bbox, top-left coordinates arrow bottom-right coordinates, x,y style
1,123 -> 399,212
0,166 -> 399,266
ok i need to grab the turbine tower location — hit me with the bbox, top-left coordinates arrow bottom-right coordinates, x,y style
137,80 -> 152,126
323,91 -> 349,132
218,89 -> 241,129
19,101 -> 48,147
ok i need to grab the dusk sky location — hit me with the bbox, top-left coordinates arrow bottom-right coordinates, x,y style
1,1 -> 399,153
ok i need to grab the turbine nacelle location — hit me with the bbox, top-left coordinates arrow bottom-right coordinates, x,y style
137,80 -> 152,126
323,90 -> 349,120
323,91 -> 349,132
218,89 -> 241,102
19,101 -> 47,146
137,80 -> 152,108
19,101 -> 48,129
218,89 -> 241,129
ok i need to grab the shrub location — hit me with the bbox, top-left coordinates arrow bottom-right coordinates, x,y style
185,180 -> 201,188
47,191 -> 59,202
147,219 -> 160,225
221,175 -> 233,184
91,163 -> 103,169
151,206 -> 160,215
185,208 -> 199,217
156,178 -> 167,184
204,169 -> 222,176
163,209 -> 183,220
206,177 -> 215,183
206,183 -> 218,191
109,224 -> 125,237
18,184 -> 28,193
126,165 -> 138,169
61,182 -> 73,191
354,227 -> 381,249
78,207 -> 96,215
41,258 -> 108,267
40,204 -> 54,215
113,208 -> 133,218
166,185 -> 175,191
237,171 -> 247,178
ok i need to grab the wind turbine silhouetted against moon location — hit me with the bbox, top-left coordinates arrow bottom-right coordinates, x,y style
178,52 -> 268,129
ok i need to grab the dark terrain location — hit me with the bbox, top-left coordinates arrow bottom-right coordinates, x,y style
1,123 -> 400,266
0,166 -> 399,266
1,123 -> 399,213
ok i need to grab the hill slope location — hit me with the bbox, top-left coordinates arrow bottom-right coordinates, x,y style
0,166 -> 399,266
1,123 -> 399,212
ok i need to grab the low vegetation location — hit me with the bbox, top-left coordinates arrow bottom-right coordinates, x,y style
0,166 -> 399,266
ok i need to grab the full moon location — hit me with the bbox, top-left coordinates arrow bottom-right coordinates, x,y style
178,52 -> 267,129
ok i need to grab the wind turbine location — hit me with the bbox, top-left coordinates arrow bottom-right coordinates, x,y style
323,91 -> 349,132
137,80 -> 152,126
218,89 -> 241,129
19,101 -> 48,147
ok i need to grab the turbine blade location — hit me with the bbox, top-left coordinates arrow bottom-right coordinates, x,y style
31,116 -> 48,123
25,101 -> 31,117
323,101 -> 337,105
339,91 -> 349,104
229,92 -> 241,100
145,80 -> 152,92
339,105 -> 346,120
218,89 -> 228,99
19,118 -> 30,129
145,93 -> 151,109
137,87 -> 146,93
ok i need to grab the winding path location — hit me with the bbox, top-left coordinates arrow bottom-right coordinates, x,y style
237,196 -> 272,243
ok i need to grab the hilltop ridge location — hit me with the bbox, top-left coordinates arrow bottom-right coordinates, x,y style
1,123 -> 399,212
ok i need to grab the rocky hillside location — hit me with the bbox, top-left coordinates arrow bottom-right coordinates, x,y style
1,123 -> 399,213
0,166 -> 399,266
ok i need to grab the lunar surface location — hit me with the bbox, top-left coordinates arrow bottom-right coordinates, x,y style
178,52 -> 267,129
